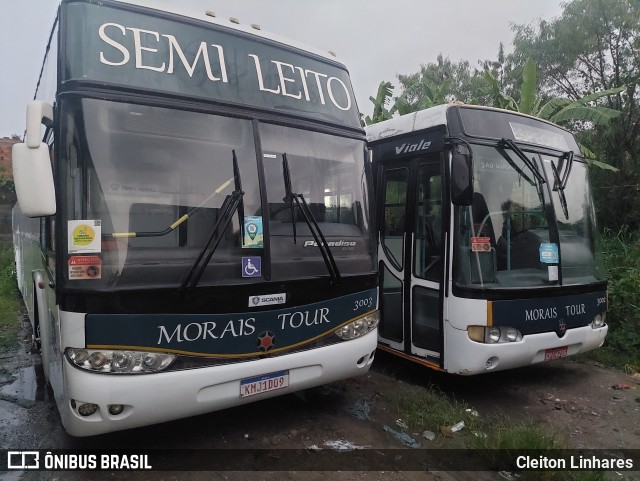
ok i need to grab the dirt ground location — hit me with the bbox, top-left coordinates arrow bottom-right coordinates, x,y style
1,314 -> 639,481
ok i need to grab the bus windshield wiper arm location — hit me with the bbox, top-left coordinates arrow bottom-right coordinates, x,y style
550,159 -> 570,220
282,153 -> 341,285
499,138 -> 546,185
179,150 -> 245,292
496,142 -> 536,187
558,150 -> 574,190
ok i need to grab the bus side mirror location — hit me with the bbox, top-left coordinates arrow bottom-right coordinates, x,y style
13,101 -> 56,217
451,150 -> 474,206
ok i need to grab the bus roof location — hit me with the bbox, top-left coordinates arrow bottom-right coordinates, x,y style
108,0 -> 345,65
365,103 -> 582,156
365,104 -> 450,142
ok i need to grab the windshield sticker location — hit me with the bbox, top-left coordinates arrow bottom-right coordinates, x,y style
471,237 -> 492,253
243,216 -> 264,248
548,265 -> 559,282
539,243 -> 559,264
242,256 -> 262,278
68,255 -> 102,280
249,293 -> 287,307
68,220 -> 101,254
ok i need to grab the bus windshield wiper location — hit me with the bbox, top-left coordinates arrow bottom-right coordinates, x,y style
179,150 -> 245,292
499,138 -> 546,185
550,159 -> 570,220
281,153 -> 341,285
557,150 -> 574,191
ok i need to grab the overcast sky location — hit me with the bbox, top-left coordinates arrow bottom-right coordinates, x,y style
0,0 -> 564,137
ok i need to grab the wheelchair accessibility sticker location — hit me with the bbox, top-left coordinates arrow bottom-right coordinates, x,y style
242,256 -> 262,278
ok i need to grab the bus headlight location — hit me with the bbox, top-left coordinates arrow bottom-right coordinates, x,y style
505,327 -> 519,342
111,351 -> 135,372
591,313 -> 605,328
335,311 -> 380,340
487,327 -> 501,343
65,348 -> 176,374
467,326 -> 523,344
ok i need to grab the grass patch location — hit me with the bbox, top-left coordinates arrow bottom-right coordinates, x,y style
391,385 -> 606,481
393,384 -> 481,445
0,243 -> 21,347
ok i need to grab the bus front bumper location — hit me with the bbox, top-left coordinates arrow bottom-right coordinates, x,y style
444,323 -> 608,375
59,330 -> 377,437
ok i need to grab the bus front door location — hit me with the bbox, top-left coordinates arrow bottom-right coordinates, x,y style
379,155 -> 444,364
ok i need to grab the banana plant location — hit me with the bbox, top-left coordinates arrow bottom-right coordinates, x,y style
365,81 -> 396,125
483,58 -> 624,170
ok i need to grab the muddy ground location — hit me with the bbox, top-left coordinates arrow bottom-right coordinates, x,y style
1,313 -> 639,481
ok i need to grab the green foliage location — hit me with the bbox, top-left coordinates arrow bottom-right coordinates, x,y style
0,244 -> 20,347
510,0 -> 640,231
539,86 -> 625,126
518,58 -> 539,115
583,228 -> 640,370
394,79 -> 452,115
481,69 -> 517,110
364,81 -> 396,125
393,384 -> 481,440
394,54 -> 490,115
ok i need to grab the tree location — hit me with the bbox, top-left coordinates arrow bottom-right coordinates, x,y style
510,0 -> 640,230
482,57 -> 624,170
395,54 -> 487,113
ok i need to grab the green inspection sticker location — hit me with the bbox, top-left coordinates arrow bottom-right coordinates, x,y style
243,216 -> 264,248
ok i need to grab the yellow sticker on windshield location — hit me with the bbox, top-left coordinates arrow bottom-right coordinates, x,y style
68,220 -> 102,254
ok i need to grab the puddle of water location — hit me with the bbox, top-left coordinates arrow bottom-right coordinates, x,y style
1,366 -> 41,401
0,470 -> 24,481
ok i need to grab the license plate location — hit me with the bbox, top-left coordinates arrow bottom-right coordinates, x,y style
544,346 -> 568,361
240,370 -> 289,398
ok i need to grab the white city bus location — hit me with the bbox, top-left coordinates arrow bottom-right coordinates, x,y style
366,104 -> 607,374
12,0 -> 378,436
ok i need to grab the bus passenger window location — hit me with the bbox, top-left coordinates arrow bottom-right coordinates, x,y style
382,168 -> 408,270
414,165 -> 442,281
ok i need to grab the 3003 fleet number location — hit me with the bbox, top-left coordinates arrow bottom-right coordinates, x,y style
354,297 -> 374,311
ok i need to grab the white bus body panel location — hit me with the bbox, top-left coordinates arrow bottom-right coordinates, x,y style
55,310 -> 376,437
444,320 -> 607,375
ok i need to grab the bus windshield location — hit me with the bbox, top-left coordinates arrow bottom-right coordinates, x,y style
455,143 -> 603,289
60,97 -> 373,289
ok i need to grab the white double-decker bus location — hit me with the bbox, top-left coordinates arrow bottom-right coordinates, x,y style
366,104 -> 607,374
12,0 -> 378,436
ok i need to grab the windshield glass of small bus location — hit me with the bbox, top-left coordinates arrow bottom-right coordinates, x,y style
455,145 -> 604,288
60,98 -> 373,288
540,156 -> 603,284
456,144 -> 551,288
259,123 -> 373,280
